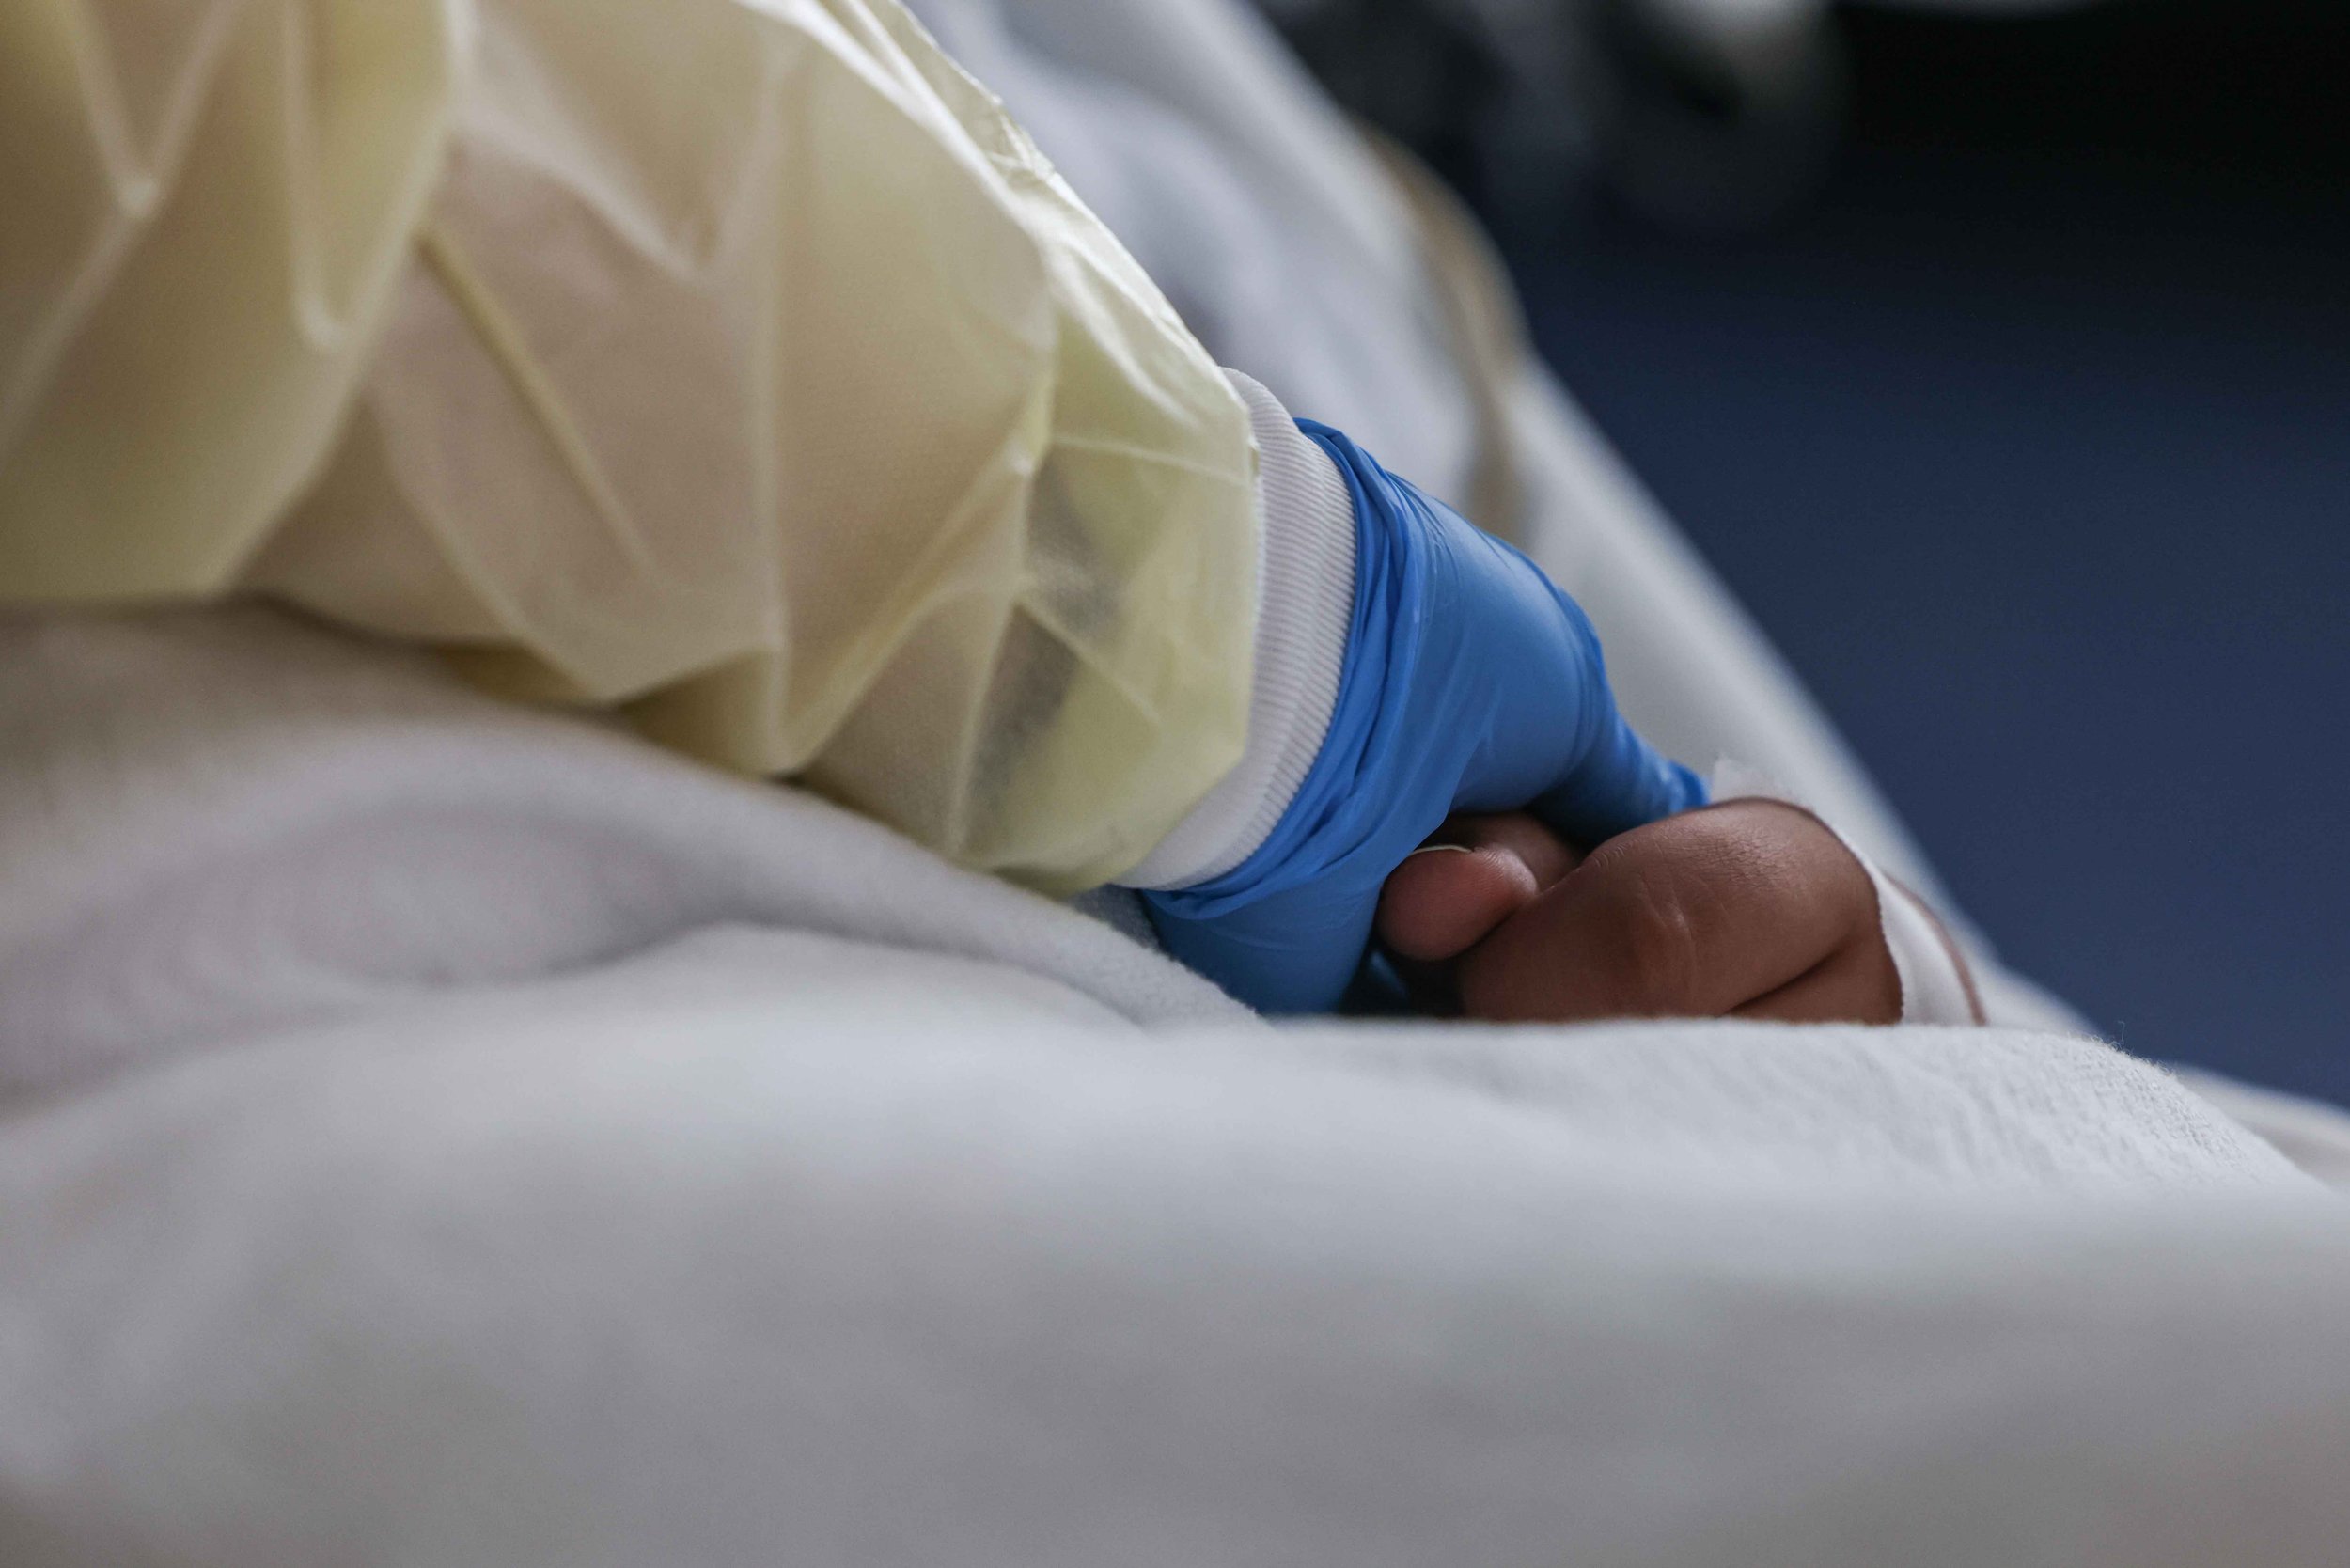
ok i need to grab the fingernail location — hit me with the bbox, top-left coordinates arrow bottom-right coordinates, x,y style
1404,843 -> 1475,859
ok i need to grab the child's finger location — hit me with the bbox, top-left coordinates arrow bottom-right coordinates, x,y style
1731,933 -> 1903,1025
1456,802 -> 1879,1023
1376,814 -> 1584,963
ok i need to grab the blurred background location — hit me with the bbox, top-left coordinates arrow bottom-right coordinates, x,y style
1265,0 -> 2350,1102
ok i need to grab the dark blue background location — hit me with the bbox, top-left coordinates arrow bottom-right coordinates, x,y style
1502,6 -> 2350,1100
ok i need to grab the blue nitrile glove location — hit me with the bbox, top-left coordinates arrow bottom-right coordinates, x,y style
1143,420 -> 1706,1013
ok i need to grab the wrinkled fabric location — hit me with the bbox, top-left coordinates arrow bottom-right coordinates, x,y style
0,0 -> 1258,891
0,0 -> 456,595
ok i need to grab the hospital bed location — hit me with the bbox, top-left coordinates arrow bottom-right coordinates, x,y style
4,0 -> 2348,1561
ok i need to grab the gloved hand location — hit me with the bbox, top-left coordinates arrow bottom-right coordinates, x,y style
1142,420 -> 1705,1012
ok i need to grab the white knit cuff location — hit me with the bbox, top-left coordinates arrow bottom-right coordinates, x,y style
1121,371 -> 1356,891
1711,760 -> 1984,1026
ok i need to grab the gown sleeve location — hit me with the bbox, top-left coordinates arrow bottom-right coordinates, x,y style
0,0 -> 1261,894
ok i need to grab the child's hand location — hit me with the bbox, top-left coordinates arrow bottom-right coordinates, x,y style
1376,802 -> 1907,1024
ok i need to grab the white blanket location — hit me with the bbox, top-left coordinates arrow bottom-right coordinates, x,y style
6,608 -> 2350,1567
